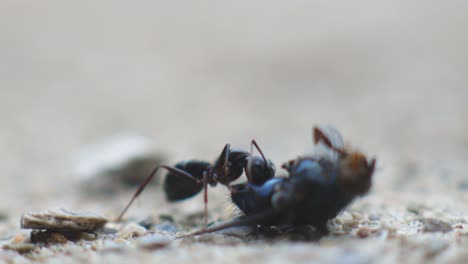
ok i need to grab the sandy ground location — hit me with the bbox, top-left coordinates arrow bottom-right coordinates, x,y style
0,1 -> 468,263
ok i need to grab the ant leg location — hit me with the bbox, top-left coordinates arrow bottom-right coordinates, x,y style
176,208 -> 276,238
203,170 -> 208,226
116,165 -> 199,222
245,141 -> 257,182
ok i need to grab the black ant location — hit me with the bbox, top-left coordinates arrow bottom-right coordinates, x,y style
181,126 -> 376,237
116,140 -> 276,224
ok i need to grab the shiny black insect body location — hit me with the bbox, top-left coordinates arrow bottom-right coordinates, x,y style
184,126 -> 376,236
117,140 -> 275,223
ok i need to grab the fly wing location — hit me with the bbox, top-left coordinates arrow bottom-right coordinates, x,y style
312,125 -> 344,163
315,125 -> 344,149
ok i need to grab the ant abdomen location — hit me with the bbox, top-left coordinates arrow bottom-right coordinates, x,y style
163,161 -> 210,201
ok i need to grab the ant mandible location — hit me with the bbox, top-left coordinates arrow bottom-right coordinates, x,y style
116,140 -> 276,224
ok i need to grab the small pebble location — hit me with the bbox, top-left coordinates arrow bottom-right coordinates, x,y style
2,243 -> 36,254
137,234 -> 172,250
154,222 -> 179,234
351,212 -> 362,220
101,240 -> 127,253
79,232 -> 98,241
31,230 -> 68,244
342,220 -> 359,232
21,208 -> 108,232
11,233 -> 27,243
159,214 -> 174,222
357,227 -> 371,238
407,203 -> 428,215
422,218 -> 453,233
368,214 -> 380,221
138,216 -> 156,229
117,223 -> 147,239
102,222 -> 121,234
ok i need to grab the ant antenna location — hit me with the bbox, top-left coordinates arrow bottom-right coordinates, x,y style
116,165 -> 199,222
313,127 -> 346,156
250,139 -> 269,168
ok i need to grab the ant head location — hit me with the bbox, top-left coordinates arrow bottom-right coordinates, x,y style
247,140 -> 275,186
246,156 -> 275,186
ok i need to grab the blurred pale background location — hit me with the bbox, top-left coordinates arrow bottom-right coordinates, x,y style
1,1 -> 467,219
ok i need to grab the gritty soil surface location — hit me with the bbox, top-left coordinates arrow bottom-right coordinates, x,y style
1,2 -> 468,263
